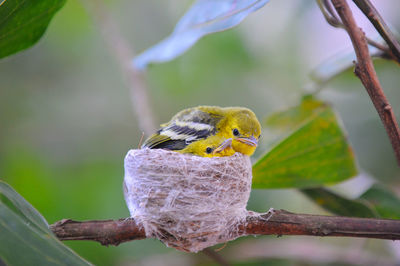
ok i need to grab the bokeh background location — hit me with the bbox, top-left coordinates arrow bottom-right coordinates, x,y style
1,0 -> 400,265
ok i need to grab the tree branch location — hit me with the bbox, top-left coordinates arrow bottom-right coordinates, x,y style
330,0 -> 400,166
317,0 -> 398,62
243,210 -> 400,239
50,209 -> 400,248
352,0 -> 400,63
51,218 -> 145,245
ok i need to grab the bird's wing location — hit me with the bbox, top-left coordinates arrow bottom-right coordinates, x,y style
141,133 -> 173,149
142,108 -> 223,150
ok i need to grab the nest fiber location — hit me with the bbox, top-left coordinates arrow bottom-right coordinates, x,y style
123,148 -> 253,252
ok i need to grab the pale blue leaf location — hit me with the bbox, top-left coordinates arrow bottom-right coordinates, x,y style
133,0 -> 269,70
310,44 -> 381,85
310,27 -> 400,85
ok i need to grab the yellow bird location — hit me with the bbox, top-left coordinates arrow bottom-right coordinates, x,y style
142,106 -> 261,156
180,136 -> 235,157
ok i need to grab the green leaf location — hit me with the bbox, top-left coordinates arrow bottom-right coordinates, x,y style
253,96 -> 357,188
0,0 -> 66,59
360,184 -> 400,219
0,178 -> 49,230
301,188 -> 376,218
265,95 -> 325,131
0,181 -> 91,265
301,185 -> 400,220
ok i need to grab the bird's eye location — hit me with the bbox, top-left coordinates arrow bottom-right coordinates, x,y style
206,147 -> 213,154
233,128 -> 240,136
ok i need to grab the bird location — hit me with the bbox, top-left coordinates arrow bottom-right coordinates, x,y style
179,135 -> 235,157
141,106 -> 261,156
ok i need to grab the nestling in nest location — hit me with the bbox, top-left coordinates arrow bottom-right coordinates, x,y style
123,106 -> 261,252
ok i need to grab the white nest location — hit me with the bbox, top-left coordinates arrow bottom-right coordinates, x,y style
123,148 -> 253,252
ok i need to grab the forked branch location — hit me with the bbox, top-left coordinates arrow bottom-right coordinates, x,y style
328,0 -> 400,165
352,0 -> 400,62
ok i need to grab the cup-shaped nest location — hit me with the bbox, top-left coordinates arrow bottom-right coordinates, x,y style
123,148 -> 253,252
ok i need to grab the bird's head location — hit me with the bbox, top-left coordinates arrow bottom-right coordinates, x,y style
183,136 -> 234,157
227,108 -> 261,156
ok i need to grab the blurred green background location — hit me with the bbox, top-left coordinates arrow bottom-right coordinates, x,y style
1,0 -> 400,265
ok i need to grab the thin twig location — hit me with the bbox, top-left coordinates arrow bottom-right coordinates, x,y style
317,0 -> 397,61
330,0 -> 400,165
82,0 -> 157,136
202,248 -> 231,266
366,37 -> 392,55
352,0 -> 400,63
318,0 -> 343,28
50,209 -> 400,248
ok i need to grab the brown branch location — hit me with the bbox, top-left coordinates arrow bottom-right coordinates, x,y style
352,0 -> 400,63
50,210 -> 400,248
318,0 -> 398,63
330,0 -> 400,165
243,210 -> 400,239
51,218 -> 145,245
82,0 -> 157,136
202,248 -> 231,266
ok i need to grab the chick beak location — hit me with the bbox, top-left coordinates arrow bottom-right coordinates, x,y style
213,138 -> 233,154
235,135 -> 258,147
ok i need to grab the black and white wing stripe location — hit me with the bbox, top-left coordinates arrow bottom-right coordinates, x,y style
141,108 -> 221,150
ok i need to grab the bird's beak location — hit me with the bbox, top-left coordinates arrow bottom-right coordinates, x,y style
235,135 -> 258,147
213,138 -> 233,154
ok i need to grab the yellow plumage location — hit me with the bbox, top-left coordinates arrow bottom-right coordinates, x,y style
179,136 -> 235,157
142,106 -> 261,156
